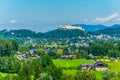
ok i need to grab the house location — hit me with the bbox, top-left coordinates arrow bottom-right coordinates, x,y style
94,61 -> 108,71
81,64 -> 94,71
60,55 -> 69,59
81,61 -> 108,71
31,54 -> 39,59
87,53 -> 94,59
60,54 -> 77,59
96,59 -> 110,62
30,48 -> 38,54
14,51 -> 25,60
69,54 -> 77,59
14,51 -> 39,60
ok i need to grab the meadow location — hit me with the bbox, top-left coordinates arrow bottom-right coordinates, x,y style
0,72 -> 17,78
53,59 -> 120,80
53,59 -> 94,68
105,61 -> 120,72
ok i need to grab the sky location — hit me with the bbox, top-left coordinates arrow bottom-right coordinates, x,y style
0,0 -> 120,32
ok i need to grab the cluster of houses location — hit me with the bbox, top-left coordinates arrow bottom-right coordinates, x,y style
81,61 -> 108,71
60,54 -> 77,59
14,50 -> 39,60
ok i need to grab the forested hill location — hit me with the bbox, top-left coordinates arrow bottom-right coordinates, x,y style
72,24 -> 120,32
44,29 -> 88,38
0,28 -> 89,38
96,27 -> 120,37
72,24 -> 107,32
0,29 -> 44,38
1,24 -> 120,38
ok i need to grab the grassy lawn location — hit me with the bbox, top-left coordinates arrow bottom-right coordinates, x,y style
0,72 -> 8,77
63,69 -> 78,75
105,61 -> 120,72
53,59 -> 120,79
92,71 -> 103,80
53,59 -> 102,79
0,72 -> 17,77
53,59 -> 95,68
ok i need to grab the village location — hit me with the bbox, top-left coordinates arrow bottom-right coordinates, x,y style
14,47 -> 120,73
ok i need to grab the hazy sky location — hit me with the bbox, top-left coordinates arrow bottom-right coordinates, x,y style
0,0 -> 120,32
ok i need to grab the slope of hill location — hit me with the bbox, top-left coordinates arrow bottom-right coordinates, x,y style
1,29 -> 44,38
73,24 -> 120,32
44,25 -> 88,38
45,29 -> 87,38
1,24 -> 120,38
96,27 -> 120,37
0,25 -> 89,38
72,24 -> 107,32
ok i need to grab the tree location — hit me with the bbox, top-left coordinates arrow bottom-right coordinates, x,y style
0,40 -> 12,56
18,46 -> 29,52
63,48 -> 69,55
41,55 -> 53,68
47,51 -> 57,59
33,64 -> 44,80
11,40 -> 19,51
62,74 -> 74,80
76,50 -> 88,58
103,70 -> 116,80
36,48 -> 46,56
74,71 -> 97,80
88,43 -> 105,56
108,50 -> 120,58
57,49 -> 63,55
31,59 -> 44,80
46,64 -> 63,80
36,73 -> 53,80
0,57 -> 21,73
19,63 -> 31,80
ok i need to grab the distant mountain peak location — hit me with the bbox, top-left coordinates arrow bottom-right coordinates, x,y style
58,25 -> 85,31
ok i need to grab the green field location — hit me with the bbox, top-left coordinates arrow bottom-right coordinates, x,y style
53,59 -> 95,68
0,72 -> 17,77
105,61 -> 120,72
53,59 -> 120,80
63,69 -> 78,75
53,59 -> 103,79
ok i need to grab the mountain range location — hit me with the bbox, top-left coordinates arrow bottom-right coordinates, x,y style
0,24 -> 120,38
72,24 -> 120,32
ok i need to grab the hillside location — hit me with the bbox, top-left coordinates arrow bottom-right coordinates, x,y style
0,29 -> 44,38
73,24 -> 120,32
96,27 -> 120,37
1,24 -> 120,38
45,29 -> 87,38
72,24 -> 107,32
0,25 -> 90,38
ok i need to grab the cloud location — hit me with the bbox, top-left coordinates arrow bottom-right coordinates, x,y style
92,12 -> 119,23
116,18 -> 120,21
10,20 -> 17,24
